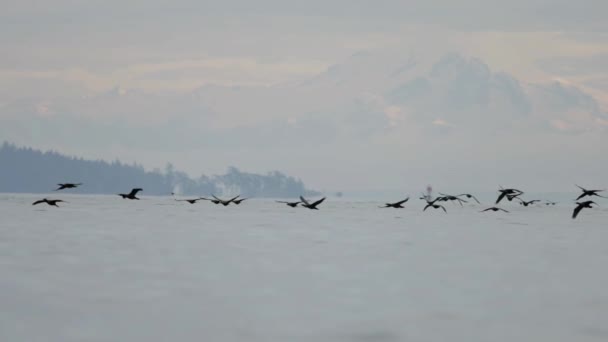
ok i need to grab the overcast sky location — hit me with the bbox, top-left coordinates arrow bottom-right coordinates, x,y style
1,0 -> 607,194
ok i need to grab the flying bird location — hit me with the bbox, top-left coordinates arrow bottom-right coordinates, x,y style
55,183 -> 82,191
496,187 -> 524,204
276,200 -> 300,208
575,185 -> 607,201
438,193 -> 467,206
480,207 -> 509,213
423,199 -> 447,213
379,197 -> 409,208
175,198 -> 206,204
572,201 -> 597,219
118,188 -> 143,200
32,198 -> 65,207
299,196 -> 326,210
518,199 -> 540,207
457,193 -> 480,204
211,195 -> 240,206
233,198 -> 248,205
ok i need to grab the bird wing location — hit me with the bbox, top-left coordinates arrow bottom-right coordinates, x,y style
129,188 -> 143,196
575,184 -> 586,191
32,200 -> 45,205
423,204 -> 431,211
395,198 -> 409,206
496,192 -> 507,204
439,205 -> 447,213
499,208 -> 509,213
469,195 -> 481,204
311,197 -> 326,207
212,194 -> 222,201
572,205 -> 584,219
576,193 -> 587,201
228,195 -> 240,203
480,208 -> 492,212
299,196 -> 311,206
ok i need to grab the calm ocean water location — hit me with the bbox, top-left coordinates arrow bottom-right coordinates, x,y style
1,194 -> 607,342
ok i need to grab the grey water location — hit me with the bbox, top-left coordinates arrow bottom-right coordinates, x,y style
1,194 -> 607,342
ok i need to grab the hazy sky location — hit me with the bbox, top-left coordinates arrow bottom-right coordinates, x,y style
1,0 -> 607,194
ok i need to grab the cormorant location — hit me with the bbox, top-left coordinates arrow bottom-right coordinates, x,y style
575,185 -> 607,200
423,199 -> 447,213
55,183 -> 82,191
32,198 -> 65,207
496,187 -> 524,204
276,201 -> 300,208
211,195 -> 240,206
299,196 -> 326,210
457,193 -> 480,204
480,207 -> 509,213
572,201 -> 597,219
380,197 -> 409,208
518,199 -> 540,207
118,188 -> 143,200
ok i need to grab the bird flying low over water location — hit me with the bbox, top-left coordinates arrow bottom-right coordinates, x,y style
380,197 -> 409,208
32,198 -> 65,207
55,183 -> 82,191
575,185 -> 607,201
438,193 -> 467,206
423,198 -> 447,213
299,196 -> 326,210
518,199 -> 540,207
118,188 -> 143,200
276,200 -> 300,208
175,198 -> 206,204
232,197 -> 248,205
480,207 -> 509,213
496,187 -> 524,204
211,195 -> 240,206
572,201 -> 597,219
456,193 -> 480,204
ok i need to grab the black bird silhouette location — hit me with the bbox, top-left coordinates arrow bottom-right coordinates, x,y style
276,200 -> 300,208
572,201 -> 597,219
380,197 -> 409,208
575,185 -> 607,201
211,195 -> 240,206
518,199 -> 540,207
480,207 -> 509,213
32,198 -> 65,207
457,193 -> 480,204
233,197 -> 248,205
423,199 -> 447,213
496,187 -> 524,204
175,198 -> 205,204
118,188 -> 143,200
55,183 -> 82,191
299,196 -> 326,210
438,193 -> 467,206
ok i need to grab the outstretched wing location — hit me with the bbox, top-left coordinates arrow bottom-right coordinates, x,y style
576,193 -> 587,201
395,197 -> 409,206
311,197 -> 326,207
32,199 -> 45,205
228,195 -> 240,203
299,196 -> 311,206
480,207 -> 492,212
572,205 -> 584,219
496,192 -> 507,204
439,205 -> 447,213
129,188 -> 143,197
499,208 -> 509,213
